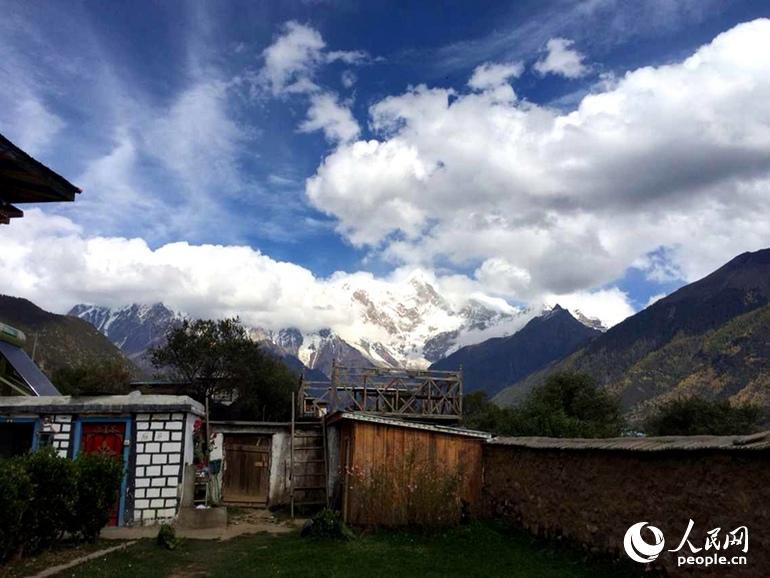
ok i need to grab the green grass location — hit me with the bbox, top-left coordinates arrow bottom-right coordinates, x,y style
63,523 -> 640,578
2,539 -> 121,578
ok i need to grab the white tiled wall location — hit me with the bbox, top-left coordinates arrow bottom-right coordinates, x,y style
132,412 -> 187,525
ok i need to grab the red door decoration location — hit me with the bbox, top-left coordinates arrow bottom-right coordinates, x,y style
80,422 -> 125,526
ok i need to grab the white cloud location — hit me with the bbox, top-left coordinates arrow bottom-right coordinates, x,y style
306,19 -> 770,303
474,257 -> 531,297
326,50 -> 369,65
8,99 -> 65,156
644,293 -> 667,308
0,210 -> 528,338
299,93 -> 360,143
468,61 -> 524,90
259,21 -> 326,95
542,288 -> 635,328
534,37 -> 588,78
341,70 -> 357,89
258,22 -> 364,148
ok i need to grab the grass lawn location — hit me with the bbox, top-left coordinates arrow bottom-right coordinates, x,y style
61,522 -> 641,578
2,539 -> 122,578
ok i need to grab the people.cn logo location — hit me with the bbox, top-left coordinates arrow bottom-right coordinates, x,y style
624,522 -> 666,564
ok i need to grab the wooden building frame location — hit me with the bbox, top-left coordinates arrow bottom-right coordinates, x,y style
299,364 -> 463,422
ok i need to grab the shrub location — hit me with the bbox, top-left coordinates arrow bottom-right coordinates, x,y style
21,448 -> 77,553
302,508 -> 355,540
70,453 -> 124,542
0,458 -> 32,562
156,524 -> 179,550
0,448 -> 125,565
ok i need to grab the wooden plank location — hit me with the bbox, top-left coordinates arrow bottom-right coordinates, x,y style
222,434 -> 272,505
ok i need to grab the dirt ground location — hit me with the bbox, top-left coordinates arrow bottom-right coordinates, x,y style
100,508 -> 304,541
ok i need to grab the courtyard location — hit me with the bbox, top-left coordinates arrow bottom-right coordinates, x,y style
6,522 -> 641,578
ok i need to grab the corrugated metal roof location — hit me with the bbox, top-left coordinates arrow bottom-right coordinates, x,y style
0,392 -> 204,415
331,411 -> 492,439
488,431 -> 770,451
0,340 -> 60,395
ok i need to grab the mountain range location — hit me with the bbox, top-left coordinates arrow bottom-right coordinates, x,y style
430,305 -> 602,396
6,248 -> 768,420
67,273 -> 548,379
494,248 -> 770,422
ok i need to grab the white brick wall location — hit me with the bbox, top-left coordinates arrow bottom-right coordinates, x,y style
47,415 -> 72,458
132,412 -> 187,525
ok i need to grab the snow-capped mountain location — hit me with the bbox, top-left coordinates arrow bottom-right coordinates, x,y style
68,303 -> 182,371
68,272 -> 554,378
319,271 -> 531,368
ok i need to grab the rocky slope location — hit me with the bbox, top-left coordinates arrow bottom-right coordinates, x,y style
1,295 -> 130,377
494,248 -> 770,421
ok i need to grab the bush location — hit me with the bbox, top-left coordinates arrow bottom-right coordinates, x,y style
302,508 -> 355,540
70,453 -> 124,542
156,524 -> 179,550
0,458 -> 32,562
0,447 -> 125,564
22,448 -> 77,553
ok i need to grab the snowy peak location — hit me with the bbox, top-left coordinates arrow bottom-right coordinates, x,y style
572,309 -> 607,331
70,276 -> 533,377
68,303 -> 183,369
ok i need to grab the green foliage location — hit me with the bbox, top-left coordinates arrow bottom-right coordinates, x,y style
150,317 -> 297,421
0,458 -> 32,562
156,524 -> 179,550
0,449 -> 123,563
514,373 -> 624,438
303,508 -> 355,540
70,453 -> 124,542
22,448 -> 78,553
53,358 -> 134,395
464,373 -> 623,438
645,397 -> 764,436
462,391 -> 517,433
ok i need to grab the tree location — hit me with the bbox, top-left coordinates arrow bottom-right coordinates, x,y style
462,373 -> 623,438
52,358 -> 133,395
462,391 -> 516,433
644,397 -> 763,436
513,372 -> 624,438
150,318 -> 297,421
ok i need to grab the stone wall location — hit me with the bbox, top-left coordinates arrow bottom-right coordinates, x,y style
482,444 -> 770,577
132,412 -> 186,525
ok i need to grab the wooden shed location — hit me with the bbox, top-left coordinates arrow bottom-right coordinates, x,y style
327,412 -> 490,526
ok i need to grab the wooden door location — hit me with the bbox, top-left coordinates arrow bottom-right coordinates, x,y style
222,435 -> 271,505
80,422 -> 125,526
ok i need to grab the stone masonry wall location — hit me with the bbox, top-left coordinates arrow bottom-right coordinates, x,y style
132,412 -> 186,525
482,445 -> 770,577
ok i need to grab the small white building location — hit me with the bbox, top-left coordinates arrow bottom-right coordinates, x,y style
0,392 -> 203,526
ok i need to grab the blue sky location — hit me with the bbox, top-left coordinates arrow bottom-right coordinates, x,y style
1,0 -> 770,329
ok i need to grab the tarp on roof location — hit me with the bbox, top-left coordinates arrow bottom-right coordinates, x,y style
0,340 -> 60,396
